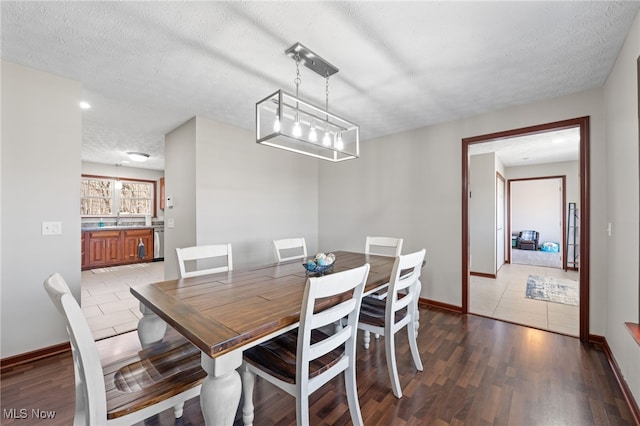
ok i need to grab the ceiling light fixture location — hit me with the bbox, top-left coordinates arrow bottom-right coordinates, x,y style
256,42 -> 359,162
127,152 -> 150,162
79,101 -> 91,110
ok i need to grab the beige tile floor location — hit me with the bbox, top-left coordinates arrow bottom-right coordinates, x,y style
470,262 -> 580,336
81,261 -> 165,340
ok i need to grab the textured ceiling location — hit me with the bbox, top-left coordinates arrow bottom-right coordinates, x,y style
468,128 -> 580,167
2,1 -> 638,170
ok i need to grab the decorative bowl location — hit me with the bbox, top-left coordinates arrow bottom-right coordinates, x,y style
303,252 -> 336,276
303,262 -> 334,276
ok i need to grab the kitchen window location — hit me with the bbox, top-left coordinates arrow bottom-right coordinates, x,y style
81,175 -> 155,217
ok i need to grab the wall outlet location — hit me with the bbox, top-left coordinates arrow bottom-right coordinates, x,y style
42,221 -> 62,235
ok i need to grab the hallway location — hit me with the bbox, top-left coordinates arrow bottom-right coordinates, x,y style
470,263 -> 579,336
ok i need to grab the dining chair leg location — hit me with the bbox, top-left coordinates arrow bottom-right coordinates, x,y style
409,284 -> 424,372
407,317 -> 423,372
344,365 -> 364,426
240,363 -> 255,426
385,329 -> 403,398
363,330 -> 371,349
295,388 -> 310,426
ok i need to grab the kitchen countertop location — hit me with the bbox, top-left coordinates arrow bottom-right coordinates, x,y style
82,225 -> 158,231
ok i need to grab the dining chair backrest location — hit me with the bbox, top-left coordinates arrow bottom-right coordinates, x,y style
44,272 -> 108,424
176,243 -> 233,278
242,263 -> 370,426
358,249 -> 426,398
297,264 -> 369,399
44,273 -> 204,425
365,236 -> 403,257
273,237 -> 307,263
385,249 -> 425,320
363,236 -> 403,300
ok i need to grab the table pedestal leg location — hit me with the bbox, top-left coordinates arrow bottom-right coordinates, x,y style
137,303 -> 167,347
200,352 -> 243,425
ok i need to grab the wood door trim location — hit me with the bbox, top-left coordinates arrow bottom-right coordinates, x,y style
462,116 -> 590,343
496,172 -> 506,269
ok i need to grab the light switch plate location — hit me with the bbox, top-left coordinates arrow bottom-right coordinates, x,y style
42,221 -> 62,235
167,219 -> 175,229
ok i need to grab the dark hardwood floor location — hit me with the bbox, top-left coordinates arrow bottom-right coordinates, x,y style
1,307 -> 635,425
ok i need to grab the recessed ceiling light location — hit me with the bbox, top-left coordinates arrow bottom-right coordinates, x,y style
79,101 -> 91,110
127,152 -> 150,162
552,138 -> 565,144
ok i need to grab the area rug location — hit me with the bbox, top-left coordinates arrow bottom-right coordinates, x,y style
525,275 -> 579,306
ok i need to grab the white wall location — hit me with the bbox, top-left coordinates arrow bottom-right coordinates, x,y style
469,152 -> 496,275
164,118 -> 198,279
511,178 -> 563,245
81,161 -> 165,218
506,161 -> 579,205
162,116 -> 319,279
1,61 -> 82,357
318,88 -> 606,329
603,8 -> 640,406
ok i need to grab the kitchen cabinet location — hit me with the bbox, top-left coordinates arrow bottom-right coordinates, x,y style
159,177 -> 165,210
86,230 -> 122,268
82,228 -> 153,270
123,228 -> 153,262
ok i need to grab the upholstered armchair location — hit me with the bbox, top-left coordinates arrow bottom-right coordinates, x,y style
517,230 -> 539,250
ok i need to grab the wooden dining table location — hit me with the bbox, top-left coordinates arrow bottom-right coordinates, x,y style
130,250 -> 397,426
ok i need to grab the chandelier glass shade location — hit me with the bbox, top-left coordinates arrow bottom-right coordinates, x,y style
256,43 -> 359,162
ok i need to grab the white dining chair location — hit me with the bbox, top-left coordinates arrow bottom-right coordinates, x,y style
176,243 -> 233,278
365,236 -> 403,257
241,263 -> 370,426
43,273 -> 204,425
358,249 -> 425,398
273,237 -> 307,263
364,236 -> 403,302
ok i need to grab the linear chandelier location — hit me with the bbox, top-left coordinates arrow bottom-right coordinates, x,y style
256,42 -> 359,162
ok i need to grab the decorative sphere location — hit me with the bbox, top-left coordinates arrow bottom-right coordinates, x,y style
317,257 -> 327,266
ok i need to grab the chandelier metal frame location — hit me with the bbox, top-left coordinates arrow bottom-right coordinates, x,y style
256,42 -> 359,162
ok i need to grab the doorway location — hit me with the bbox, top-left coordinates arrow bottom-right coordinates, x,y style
510,176 -> 565,269
462,117 -> 590,343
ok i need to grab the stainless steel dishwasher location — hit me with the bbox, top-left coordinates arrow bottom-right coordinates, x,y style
153,227 -> 164,261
